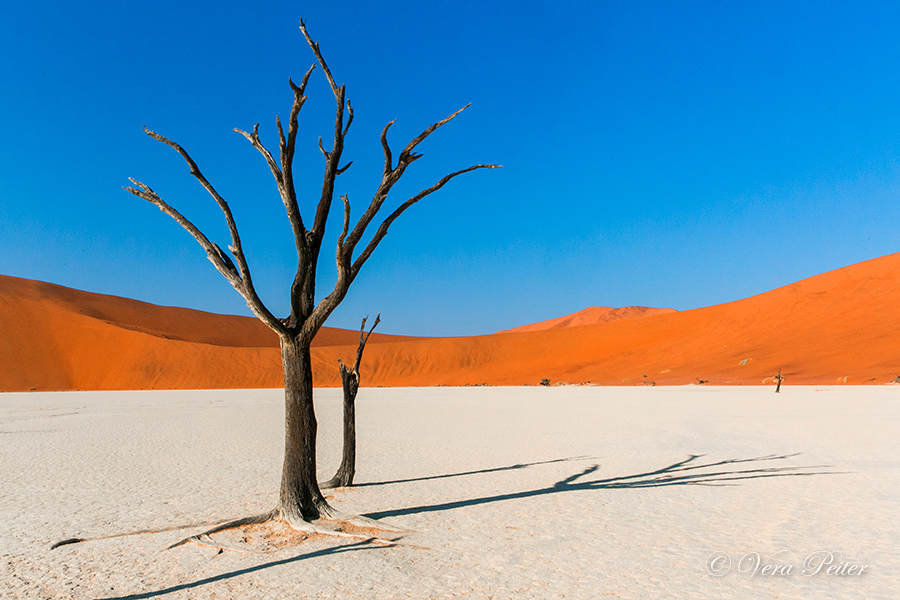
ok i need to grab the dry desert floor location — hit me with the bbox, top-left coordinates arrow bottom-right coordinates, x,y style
1,386 -> 898,599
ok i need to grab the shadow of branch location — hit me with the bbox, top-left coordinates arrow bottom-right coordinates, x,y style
95,540 -> 383,600
365,453 -> 843,519
351,455 -> 594,488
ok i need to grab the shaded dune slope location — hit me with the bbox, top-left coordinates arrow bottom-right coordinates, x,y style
2,253 -> 899,391
0,276 -> 417,391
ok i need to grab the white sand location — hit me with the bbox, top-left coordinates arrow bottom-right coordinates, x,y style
1,386 -> 897,599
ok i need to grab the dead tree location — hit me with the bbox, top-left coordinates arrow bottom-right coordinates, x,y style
774,368 -> 784,393
322,313 -> 380,489
124,20 -> 499,535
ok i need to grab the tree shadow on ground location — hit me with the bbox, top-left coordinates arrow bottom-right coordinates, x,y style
365,453 -> 841,520
353,455 -> 593,487
96,539 -> 383,600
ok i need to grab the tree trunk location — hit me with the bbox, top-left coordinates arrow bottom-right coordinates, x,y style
325,363 -> 359,487
279,336 -> 330,523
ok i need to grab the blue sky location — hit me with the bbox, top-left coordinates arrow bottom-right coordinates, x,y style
2,1 -> 899,336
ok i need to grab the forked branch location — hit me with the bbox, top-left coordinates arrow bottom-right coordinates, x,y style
302,103 -> 501,336
299,19 -> 339,93
380,120 -> 396,174
139,128 -> 248,274
343,105 -> 479,255
355,313 -> 381,371
276,64 -> 317,239
300,19 -> 350,242
234,123 -> 284,191
234,66 -> 317,328
125,179 -> 239,283
337,195 -> 352,256
350,163 -> 501,280
398,104 -> 470,166
125,131 -> 286,335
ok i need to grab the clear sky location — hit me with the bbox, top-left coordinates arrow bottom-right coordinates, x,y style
2,1 -> 899,336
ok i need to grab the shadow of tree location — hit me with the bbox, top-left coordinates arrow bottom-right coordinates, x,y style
352,455 -> 593,487
365,453 -> 841,520
96,540 -> 383,600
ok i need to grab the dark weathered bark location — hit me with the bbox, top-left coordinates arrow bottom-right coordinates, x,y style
279,336 -> 330,522
124,19 -> 500,529
323,314 -> 380,488
774,368 -> 783,393
323,362 -> 358,489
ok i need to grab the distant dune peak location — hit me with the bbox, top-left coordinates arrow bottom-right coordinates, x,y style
496,305 -> 678,334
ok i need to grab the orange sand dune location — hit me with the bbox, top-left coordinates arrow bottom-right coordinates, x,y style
0,275 -> 417,392
496,306 -> 677,333
3,253 -> 900,391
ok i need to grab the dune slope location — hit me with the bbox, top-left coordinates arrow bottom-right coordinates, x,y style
496,306 -> 677,333
0,276 -> 416,391
2,253 -> 899,390
312,253 -> 900,387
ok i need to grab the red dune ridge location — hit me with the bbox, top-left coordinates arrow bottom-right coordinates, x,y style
2,253 -> 900,391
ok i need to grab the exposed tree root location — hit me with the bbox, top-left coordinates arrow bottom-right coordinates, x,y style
167,509 -> 279,549
50,518 -> 243,550
319,507 -> 409,534
51,505 -> 408,554
184,534 -> 253,553
166,506 -> 408,551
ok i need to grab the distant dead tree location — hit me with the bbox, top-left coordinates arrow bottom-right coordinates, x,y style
322,313 -> 380,489
774,369 -> 784,393
124,20 -> 499,538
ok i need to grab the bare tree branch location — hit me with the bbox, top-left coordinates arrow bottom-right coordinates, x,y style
303,161 -> 499,340
380,120 -> 396,175
343,101 -> 354,138
300,20 -> 347,240
234,123 -> 284,190
277,67 -> 315,328
280,68 -> 316,170
351,164 -> 502,281
355,313 -> 381,371
299,19 -> 339,93
398,104 -> 470,166
124,178 -> 286,335
297,20 -> 352,322
125,180 -> 236,280
310,89 -> 347,238
277,65 -> 316,235
301,101 -> 499,338
337,195 -> 351,256
141,127 -> 260,278
343,106 -> 478,256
